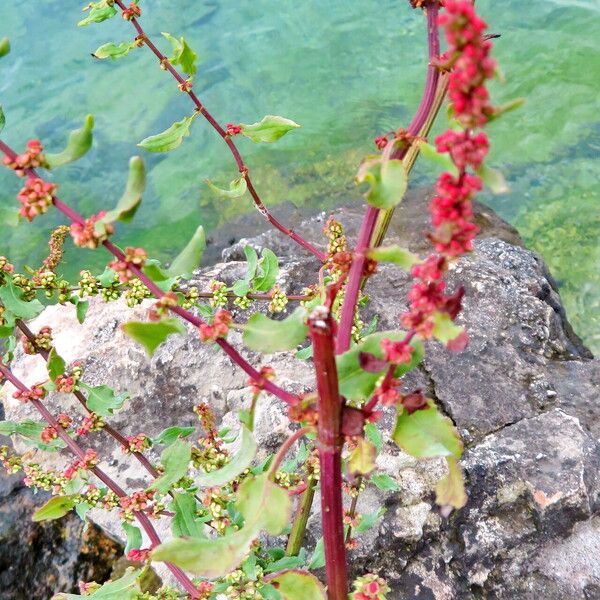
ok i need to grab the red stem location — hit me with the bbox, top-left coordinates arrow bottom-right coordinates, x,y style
113,0 -> 326,262
0,362 -> 199,599
308,306 -> 347,600
0,139 -> 299,408
336,2 -> 441,354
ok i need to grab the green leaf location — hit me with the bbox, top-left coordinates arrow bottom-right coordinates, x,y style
233,245 -> 259,295
243,308 -> 308,353
152,473 -> 291,577
0,280 -> 44,320
151,439 -> 192,493
98,156 -> 145,226
347,438 -> 376,477
161,32 -> 198,76
205,176 -> 248,199
259,583 -> 283,600
97,267 -> 117,287
0,105 -> 6,134
0,37 -> 10,58
417,141 -> 458,176
0,419 -> 66,451
46,115 -> 94,169
354,507 -> 386,534
92,41 -> 136,60
371,473 -> 400,492
294,345 -> 313,360
32,495 -> 76,522
392,401 -> 462,459
171,492 -> 206,539
240,115 -> 300,143
75,502 -> 92,521
476,163 -> 510,194
138,115 -> 195,153
153,426 -> 195,446
364,422 -> 383,453
336,331 -> 424,403
122,522 -> 142,555
264,570 -> 326,599
435,457 -> 467,510
79,383 -> 128,417
431,312 -> 465,345
368,245 -> 421,270
357,157 -> 408,210
253,249 -> 279,292
122,318 -> 186,356
308,538 -> 325,570
196,426 -> 257,487
47,348 -> 66,381
77,2 -> 118,27
53,569 -> 141,599
76,299 -> 89,324
165,225 -> 206,279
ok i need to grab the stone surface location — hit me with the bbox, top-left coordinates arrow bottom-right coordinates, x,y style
0,461 -> 122,600
2,189 -> 599,597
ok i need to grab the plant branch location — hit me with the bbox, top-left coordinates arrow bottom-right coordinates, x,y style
112,0 -> 326,262
268,426 -> 314,477
0,362 -> 199,599
286,474 -> 317,557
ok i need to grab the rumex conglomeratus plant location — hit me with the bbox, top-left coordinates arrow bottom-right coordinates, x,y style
0,1 -> 519,598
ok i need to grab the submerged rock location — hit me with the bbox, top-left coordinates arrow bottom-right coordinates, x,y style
1,189 -> 598,598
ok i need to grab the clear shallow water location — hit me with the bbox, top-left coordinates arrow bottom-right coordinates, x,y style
0,1 -> 598,352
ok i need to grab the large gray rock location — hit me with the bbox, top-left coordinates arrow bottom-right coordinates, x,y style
2,189 -> 599,597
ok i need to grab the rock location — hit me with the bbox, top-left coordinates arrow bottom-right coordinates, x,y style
0,458 -> 123,600
2,188 -> 599,597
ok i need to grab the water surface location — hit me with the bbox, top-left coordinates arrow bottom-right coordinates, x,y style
0,1 -> 598,351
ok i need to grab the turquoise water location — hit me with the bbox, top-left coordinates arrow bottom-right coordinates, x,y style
0,1 -> 599,352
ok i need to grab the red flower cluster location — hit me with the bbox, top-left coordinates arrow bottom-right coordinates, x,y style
119,489 -> 156,514
148,291 -> 178,321
55,362 -> 83,393
108,247 -> 147,283
3,140 -> 48,176
40,426 -> 58,444
226,123 -> 242,136
435,129 -> 488,171
64,449 -> 98,480
76,412 -> 104,437
198,309 -> 232,342
248,365 -> 276,395
123,433 -> 151,454
56,413 -> 73,429
374,135 -> 388,150
17,177 -> 56,222
12,384 -> 46,404
122,2 -> 141,20
380,338 -> 414,365
126,548 -> 151,562
351,574 -> 390,600
70,212 -> 113,249
439,0 -> 496,128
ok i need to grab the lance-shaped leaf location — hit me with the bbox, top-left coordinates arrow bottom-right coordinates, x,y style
0,280 -> 44,320
357,157 -> 408,210
138,115 -> 195,153
122,318 -> 186,356
171,492 -> 206,539
253,249 -> 279,292
32,495 -> 77,522
392,401 -> 462,459
243,308 -> 308,353
93,41 -> 136,60
435,457 -> 467,510
196,426 -> 257,487
152,473 -> 291,577
164,225 -> 205,278
47,348 -> 66,381
98,156 -> 145,226
122,522 -> 142,554
240,115 -> 300,143
79,383 -> 128,417
232,246 -> 259,297
367,245 -> 421,270
371,473 -> 401,492
336,331 -> 424,402
477,163 -> 509,194
46,115 -> 94,168
205,175 -> 247,199
347,437 -> 377,477
0,37 -> 10,58
77,2 -> 118,27
53,569 -> 142,599
151,439 -> 192,493
417,140 -> 458,176
0,419 -> 66,452
354,507 -> 386,534
264,570 -> 327,599
153,426 -> 195,446
161,32 -> 198,75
